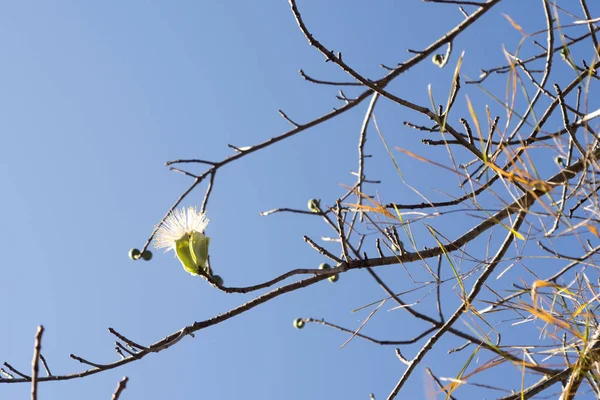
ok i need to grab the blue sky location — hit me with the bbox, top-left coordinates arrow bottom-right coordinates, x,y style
0,1 -> 598,399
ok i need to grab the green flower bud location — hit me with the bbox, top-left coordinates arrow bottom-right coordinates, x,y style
307,198 -> 321,213
129,248 -> 141,260
294,318 -> 305,329
560,47 -> 578,70
319,263 -> 331,270
328,274 -> 339,283
432,54 -> 444,67
391,240 -> 404,253
153,206 -> 211,276
212,275 -> 223,286
141,250 -> 153,261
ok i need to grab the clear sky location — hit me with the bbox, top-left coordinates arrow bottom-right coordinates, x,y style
0,1 -> 597,399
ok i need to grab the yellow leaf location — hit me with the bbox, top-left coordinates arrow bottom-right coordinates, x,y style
502,13 -> 526,36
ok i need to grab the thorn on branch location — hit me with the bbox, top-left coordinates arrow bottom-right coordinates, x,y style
336,90 -> 359,104
304,235 -> 342,263
532,40 -> 546,51
448,341 -> 470,354
39,354 -> 51,377
298,69 -> 362,86
404,121 -> 438,132
460,118 -> 474,145
278,109 -> 301,128
108,328 -> 148,351
260,207 -> 323,216
395,348 -> 411,366
375,238 -> 384,258
168,167 -> 199,179
165,159 -> 216,166
0,368 -> 14,379
69,354 -> 107,369
115,347 -> 126,360
115,342 -> 136,357
423,138 -> 451,146
325,48 -> 335,62
3,362 -> 30,380
228,144 -> 252,153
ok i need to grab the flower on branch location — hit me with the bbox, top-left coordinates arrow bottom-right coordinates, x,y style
154,206 -> 211,276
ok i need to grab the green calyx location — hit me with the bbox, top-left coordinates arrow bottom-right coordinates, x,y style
212,275 -> 224,286
307,198 -> 321,213
432,54 -> 444,67
391,240 -> 404,253
129,248 -> 141,260
174,231 -> 211,275
319,263 -> 337,282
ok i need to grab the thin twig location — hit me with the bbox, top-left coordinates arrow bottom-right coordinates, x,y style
304,235 -> 342,263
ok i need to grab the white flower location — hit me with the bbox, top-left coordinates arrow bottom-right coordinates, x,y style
154,206 -> 209,250
154,206 -> 211,275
